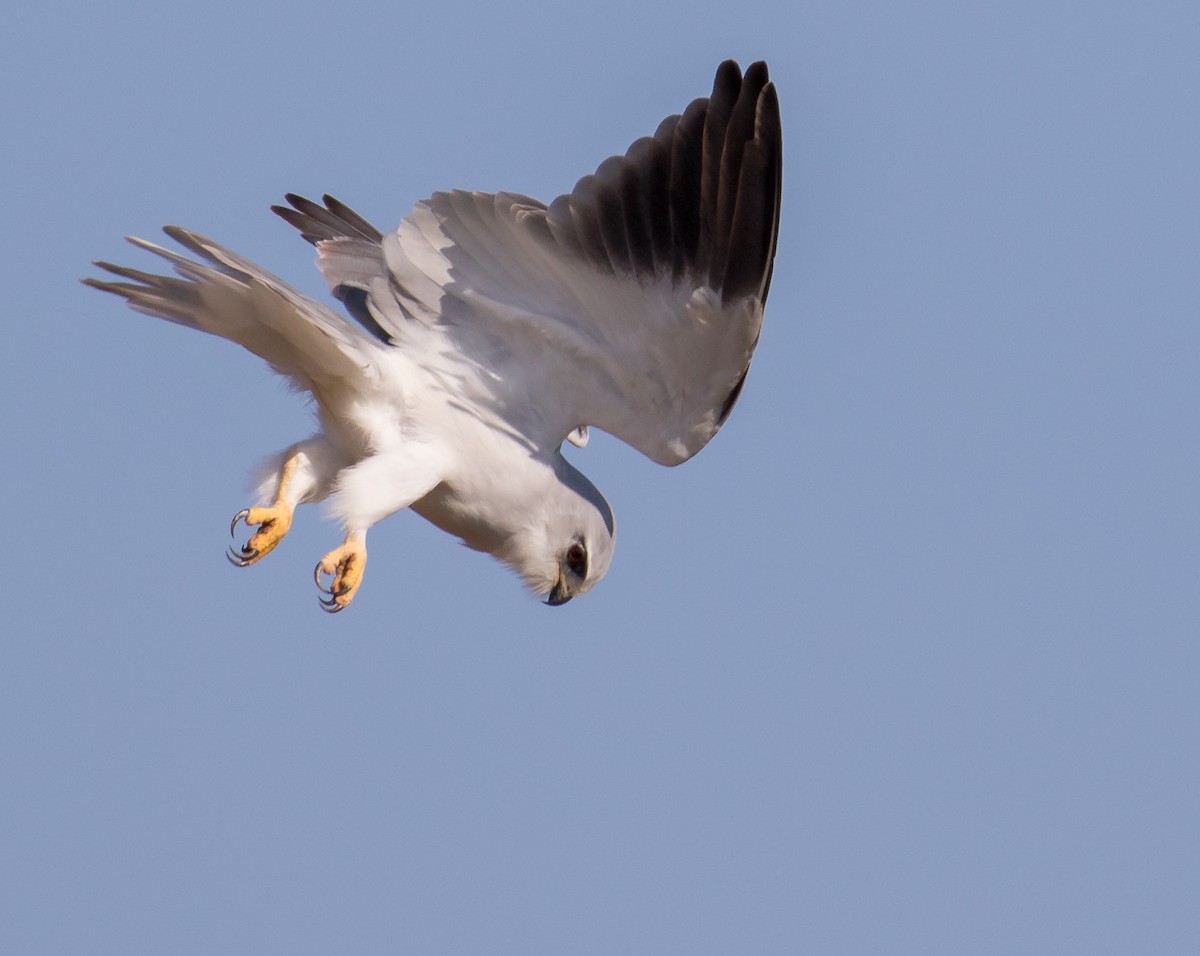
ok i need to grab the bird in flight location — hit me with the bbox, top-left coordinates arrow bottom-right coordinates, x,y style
85,60 -> 782,612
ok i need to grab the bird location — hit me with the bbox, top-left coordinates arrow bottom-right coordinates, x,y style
84,59 -> 782,612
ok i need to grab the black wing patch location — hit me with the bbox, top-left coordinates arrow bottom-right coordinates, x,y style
272,194 -> 396,343
272,193 -> 383,246
271,60 -> 783,380
526,60 -> 782,305
334,284 -> 393,345
717,365 -> 751,427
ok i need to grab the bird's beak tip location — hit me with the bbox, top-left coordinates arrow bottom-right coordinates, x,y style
545,579 -> 573,606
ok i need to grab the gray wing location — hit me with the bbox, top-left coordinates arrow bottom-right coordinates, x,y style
278,60 -> 782,464
84,226 -> 380,396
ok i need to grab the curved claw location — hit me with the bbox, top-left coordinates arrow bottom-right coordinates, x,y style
314,561 -> 336,595
229,509 -> 251,538
226,546 -> 259,568
313,563 -> 352,597
318,594 -> 346,613
314,559 -> 355,611
313,537 -> 365,613
227,510 -> 259,567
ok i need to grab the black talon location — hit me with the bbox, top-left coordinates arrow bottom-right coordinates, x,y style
315,560 -> 353,610
314,561 -> 336,595
319,595 -> 346,613
229,509 -> 251,538
226,546 -> 259,568
227,510 -> 260,567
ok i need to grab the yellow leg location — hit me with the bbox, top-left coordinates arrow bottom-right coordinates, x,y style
314,532 -> 368,613
227,455 -> 298,567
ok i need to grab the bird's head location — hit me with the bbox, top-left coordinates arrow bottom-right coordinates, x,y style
495,456 -> 616,606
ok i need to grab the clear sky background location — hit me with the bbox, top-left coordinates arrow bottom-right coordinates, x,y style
2,0 -> 1197,952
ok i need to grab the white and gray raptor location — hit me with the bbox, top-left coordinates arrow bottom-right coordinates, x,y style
85,60 -> 783,611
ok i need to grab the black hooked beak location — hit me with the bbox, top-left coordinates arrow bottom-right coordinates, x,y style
544,578 -> 573,606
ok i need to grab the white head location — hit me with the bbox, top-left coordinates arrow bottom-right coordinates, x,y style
495,455 -> 616,606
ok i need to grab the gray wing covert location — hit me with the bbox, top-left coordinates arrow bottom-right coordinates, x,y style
274,60 -> 783,464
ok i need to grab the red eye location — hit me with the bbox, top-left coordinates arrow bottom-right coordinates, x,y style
565,543 -> 588,578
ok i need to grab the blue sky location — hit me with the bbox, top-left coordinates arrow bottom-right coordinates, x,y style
2,0 -> 1197,952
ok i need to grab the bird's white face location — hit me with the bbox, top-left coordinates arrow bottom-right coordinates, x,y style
496,469 -> 616,606
542,497 -> 617,606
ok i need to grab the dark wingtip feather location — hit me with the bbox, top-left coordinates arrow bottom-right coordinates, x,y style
743,60 -> 770,87
669,97 -> 709,281
755,80 -> 783,303
322,194 -> 385,242
720,143 -> 771,302
271,203 -> 312,239
709,60 -> 770,292
567,176 -> 617,276
700,62 -> 781,305
273,193 -> 383,245
713,60 -> 745,94
592,156 -> 634,274
535,59 -> 780,303
334,284 -> 394,345
696,61 -> 744,276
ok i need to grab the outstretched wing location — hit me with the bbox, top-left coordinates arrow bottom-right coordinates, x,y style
279,60 -> 782,465
84,227 -> 380,400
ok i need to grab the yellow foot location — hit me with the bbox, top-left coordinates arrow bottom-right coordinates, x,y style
314,536 -> 367,613
227,505 -> 293,567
